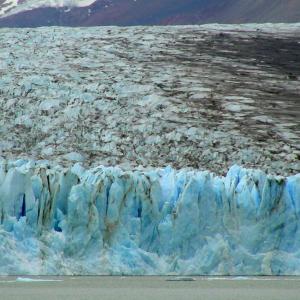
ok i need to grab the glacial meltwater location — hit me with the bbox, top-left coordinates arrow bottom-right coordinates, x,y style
1,276 -> 300,300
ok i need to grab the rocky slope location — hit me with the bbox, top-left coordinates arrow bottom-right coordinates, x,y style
0,0 -> 300,27
0,24 -> 299,176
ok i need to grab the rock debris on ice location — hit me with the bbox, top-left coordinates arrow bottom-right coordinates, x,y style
0,25 -> 299,176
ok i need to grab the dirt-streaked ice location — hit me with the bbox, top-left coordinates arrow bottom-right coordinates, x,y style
0,25 -> 299,176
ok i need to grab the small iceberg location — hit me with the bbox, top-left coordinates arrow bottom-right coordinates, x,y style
166,277 -> 196,281
16,277 -> 63,282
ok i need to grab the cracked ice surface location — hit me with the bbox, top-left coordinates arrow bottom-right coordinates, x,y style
0,25 -> 300,175
0,159 -> 299,275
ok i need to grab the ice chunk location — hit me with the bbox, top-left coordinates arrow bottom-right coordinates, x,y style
63,152 -> 85,162
16,277 -> 62,282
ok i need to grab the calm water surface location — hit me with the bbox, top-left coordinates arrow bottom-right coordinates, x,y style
1,276 -> 300,300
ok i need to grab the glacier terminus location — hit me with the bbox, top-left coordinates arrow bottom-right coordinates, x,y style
0,159 -> 299,275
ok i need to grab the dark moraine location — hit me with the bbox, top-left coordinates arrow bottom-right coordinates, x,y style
0,25 -> 299,175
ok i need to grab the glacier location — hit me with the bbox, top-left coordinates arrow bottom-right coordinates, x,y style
0,159 -> 299,275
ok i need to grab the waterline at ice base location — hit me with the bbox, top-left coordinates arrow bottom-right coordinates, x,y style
0,160 -> 299,275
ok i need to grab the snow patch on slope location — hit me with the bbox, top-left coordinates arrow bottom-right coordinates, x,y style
0,0 -> 96,16
0,0 -> 18,16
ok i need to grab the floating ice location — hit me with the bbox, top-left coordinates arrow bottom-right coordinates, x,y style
0,160 -> 299,275
16,277 -> 63,282
166,277 -> 196,281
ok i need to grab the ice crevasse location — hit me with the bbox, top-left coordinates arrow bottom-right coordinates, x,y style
0,159 -> 299,275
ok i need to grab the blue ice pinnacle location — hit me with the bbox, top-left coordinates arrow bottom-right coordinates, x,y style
0,160 -> 299,275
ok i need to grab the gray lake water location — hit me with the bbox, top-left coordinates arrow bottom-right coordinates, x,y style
1,276 -> 300,300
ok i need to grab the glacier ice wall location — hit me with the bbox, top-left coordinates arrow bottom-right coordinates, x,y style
0,160 -> 299,275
